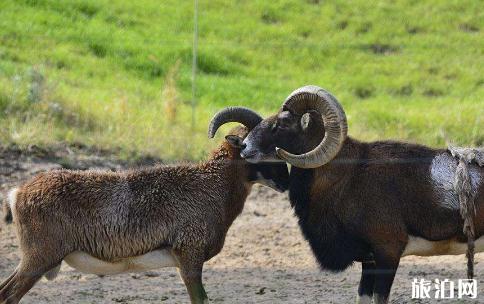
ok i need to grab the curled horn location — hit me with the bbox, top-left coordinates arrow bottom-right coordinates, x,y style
276,85 -> 348,168
208,106 -> 263,138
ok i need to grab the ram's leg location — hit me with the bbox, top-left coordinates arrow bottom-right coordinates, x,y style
0,269 -> 18,294
0,265 -> 42,304
357,261 -> 376,304
173,250 -> 209,304
372,251 -> 400,304
0,257 -> 61,304
2,202 -> 12,224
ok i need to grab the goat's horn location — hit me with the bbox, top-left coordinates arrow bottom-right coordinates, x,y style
208,106 -> 263,138
276,85 -> 348,168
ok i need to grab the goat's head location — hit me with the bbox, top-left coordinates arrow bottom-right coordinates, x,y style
210,85 -> 348,169
208,109 -> 289,192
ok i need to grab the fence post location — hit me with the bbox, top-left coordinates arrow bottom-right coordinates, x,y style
191,0 -> 199,130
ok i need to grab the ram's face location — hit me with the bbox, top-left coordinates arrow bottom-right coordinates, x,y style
241,111 -> 325,163
224,126 -> 289,192
208,86 -> 348,169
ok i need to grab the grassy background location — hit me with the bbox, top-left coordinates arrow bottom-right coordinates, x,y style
0,0 -> 482,161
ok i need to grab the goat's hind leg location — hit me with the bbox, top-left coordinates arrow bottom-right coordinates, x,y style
0,266 -> 42,304
0,259 -> 59,304
0,268 -> 18,293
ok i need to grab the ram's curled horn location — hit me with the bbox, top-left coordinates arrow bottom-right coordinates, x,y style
276,85 -> 348,168
208,106 -> 263,138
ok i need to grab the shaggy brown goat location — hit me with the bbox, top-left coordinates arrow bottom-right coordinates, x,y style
210,85 -> 484,304
0,125 -> 289,304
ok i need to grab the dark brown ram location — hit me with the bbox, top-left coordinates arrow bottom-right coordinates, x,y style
209,85 -> 484,304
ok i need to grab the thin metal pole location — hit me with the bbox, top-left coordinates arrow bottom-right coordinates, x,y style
191,0 -> 199,130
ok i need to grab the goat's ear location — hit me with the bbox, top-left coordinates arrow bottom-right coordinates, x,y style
300,110 -> 321,132
225,135 -> 244,148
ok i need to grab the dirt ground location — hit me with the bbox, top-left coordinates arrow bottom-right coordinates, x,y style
0,146 -> 483,303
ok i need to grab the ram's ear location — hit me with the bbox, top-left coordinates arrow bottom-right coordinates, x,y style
300,110 -> 320,132
225,135 -> 245,148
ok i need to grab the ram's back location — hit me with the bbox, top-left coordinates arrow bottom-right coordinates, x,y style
12,165 -> 229,261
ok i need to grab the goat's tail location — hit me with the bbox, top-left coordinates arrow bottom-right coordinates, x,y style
450,145 -> 484,279
3,188 -> 17,224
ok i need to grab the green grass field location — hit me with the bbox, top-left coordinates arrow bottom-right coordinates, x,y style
0,0 -> 482,160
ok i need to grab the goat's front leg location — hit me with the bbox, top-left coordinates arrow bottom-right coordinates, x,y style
174,250 -> 209,304
357,260 -> 376,304
372,250 -> 401,304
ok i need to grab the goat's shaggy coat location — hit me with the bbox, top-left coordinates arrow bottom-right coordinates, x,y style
0,127 -> 288,304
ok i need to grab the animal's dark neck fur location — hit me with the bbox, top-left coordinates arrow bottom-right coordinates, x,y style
289,137 -> 369,271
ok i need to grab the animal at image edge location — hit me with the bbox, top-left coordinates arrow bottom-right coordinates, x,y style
211,85 -> 484,304
0,122 -> 289,304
